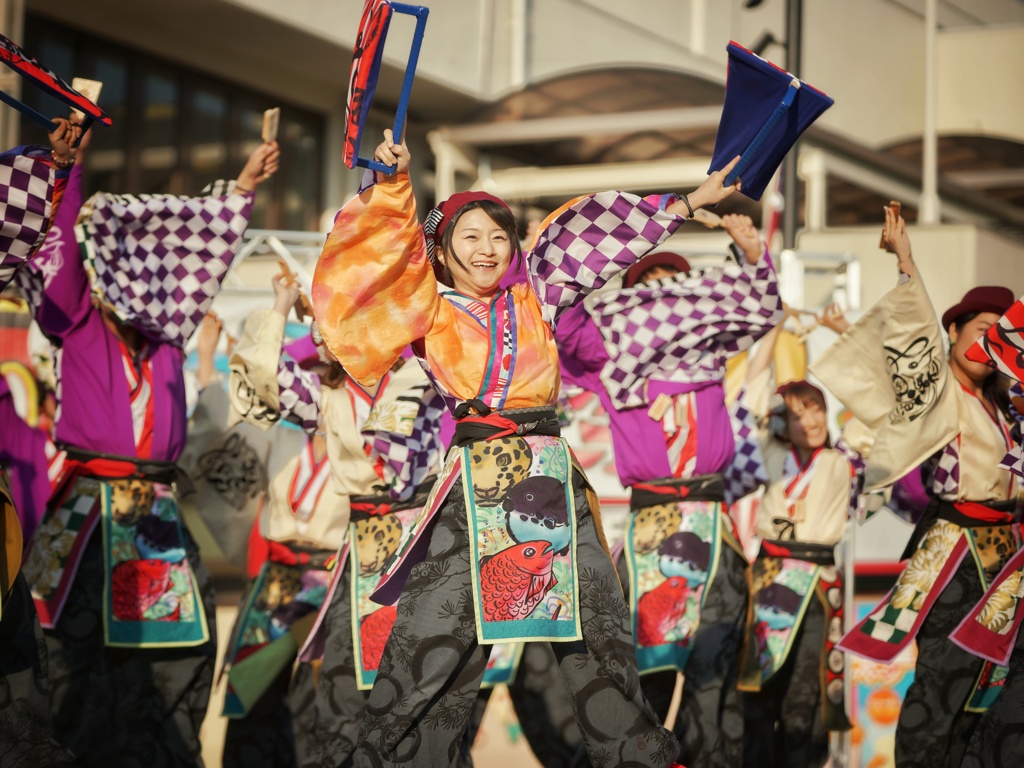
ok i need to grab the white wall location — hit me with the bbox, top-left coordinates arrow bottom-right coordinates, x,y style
798,223 -> 1024,316
937,26 -> 1024,142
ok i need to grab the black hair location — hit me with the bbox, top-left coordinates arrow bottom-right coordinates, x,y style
636,264 -> 682,285
952,313 -> 1011,421
437,200 -> 523,288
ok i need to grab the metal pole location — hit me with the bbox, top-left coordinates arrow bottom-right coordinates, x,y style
782,0 -> 802,249
920,0 -> 941,223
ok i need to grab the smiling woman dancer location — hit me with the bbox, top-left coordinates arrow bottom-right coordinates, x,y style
311,128 -> 741,768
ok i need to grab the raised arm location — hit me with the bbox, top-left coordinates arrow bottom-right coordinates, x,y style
79,141 -> 278,348
1,118 -> 80,293
229,275 -> 322,432
312,132 -> 442,387
195,311 -> 223,390
529,157 -> 743,325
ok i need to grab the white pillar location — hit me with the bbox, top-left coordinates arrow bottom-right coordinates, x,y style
920,0 -> 941,224
779,249 -> 805,309
798,148 -> 828,232
689,0 -> 707,57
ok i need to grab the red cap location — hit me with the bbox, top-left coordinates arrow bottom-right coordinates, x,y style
429,191 -> 512,248
941,286 -> 1015,331
623,252 -> 692,288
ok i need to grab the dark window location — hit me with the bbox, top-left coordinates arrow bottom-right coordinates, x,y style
18,15 -> 324,230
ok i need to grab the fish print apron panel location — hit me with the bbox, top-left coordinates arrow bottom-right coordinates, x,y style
464,435 -> 581,644
350,507 -> 423,690
222,557 -> 331,717
624,499 -> 723,674
742,557 -> 821,685
101,480 -> 209,647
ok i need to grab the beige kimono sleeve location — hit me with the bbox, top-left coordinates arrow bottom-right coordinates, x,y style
811,272 -> 958,490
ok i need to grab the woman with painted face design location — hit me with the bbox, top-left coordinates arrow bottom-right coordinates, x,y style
311,128 -> 742,768
814,206 -> 1019,768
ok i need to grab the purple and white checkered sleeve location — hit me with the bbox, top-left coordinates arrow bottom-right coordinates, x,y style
0,147 -> 60,292
724,387 -> 769,505
528,191 -> 686,325
277,359 -> 322,433
365,385 -> 445,502
84,181 -> 254,348
834,437 -> 867,512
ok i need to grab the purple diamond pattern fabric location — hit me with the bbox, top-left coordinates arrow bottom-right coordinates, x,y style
528,191 -> 687,325
363,382 -> 446,502
834,436 -> 867,511
0,146 -> 60,291
588,256 -> 781,411
724,386 -> 770,505
276,358 -> 323,434
1001,382 -> 1024,478
927,441 -> 960,499
73,179 -> 252,347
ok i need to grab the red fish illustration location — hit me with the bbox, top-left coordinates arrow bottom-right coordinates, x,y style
111,559 -> 175,621
636,577 -> 690,647
360,605 -> 398,672
480,541 -> 556,622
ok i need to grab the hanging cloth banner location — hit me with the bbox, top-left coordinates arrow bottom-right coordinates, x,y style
0,33 -> 111,134
343,0 -> 429,173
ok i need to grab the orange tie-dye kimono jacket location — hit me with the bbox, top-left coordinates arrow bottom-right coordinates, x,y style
312,175 -> 688,613
313,174 -> 563,411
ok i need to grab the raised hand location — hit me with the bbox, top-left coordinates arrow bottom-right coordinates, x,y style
235,141 -> 281,192
48,117 -> 82,165
817,302 -> 850,335
720,213 -> 763,264
881,203 -> 914,277
687,155 -> 743,211
271,271 -> 302,318
196,311 -> 223,387
197,311 -> 223,359
373,128 -> 410,176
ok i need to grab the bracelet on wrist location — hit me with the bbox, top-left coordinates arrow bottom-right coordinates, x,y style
235,184 -> 253,194
679,193 -> 695,218
50,153 -> 75,169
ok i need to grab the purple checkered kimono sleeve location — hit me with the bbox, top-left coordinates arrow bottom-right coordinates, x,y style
833,436 -> 866,512
589,254 -> 783,409
229,308 -> 322,433
0,145 -> 67,292
528,191 -> 686,325
15,162 -> 91,340
81,180 -> 254,348
276,358 -> 322,433
724,385 -> 770,505
364,382 -> 445,502
1001,382 -> 1024,478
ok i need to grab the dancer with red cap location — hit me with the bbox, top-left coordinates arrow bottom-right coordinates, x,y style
813,205 -> 1020,768
312,126 -> 744,767
515,216 -> 781,768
